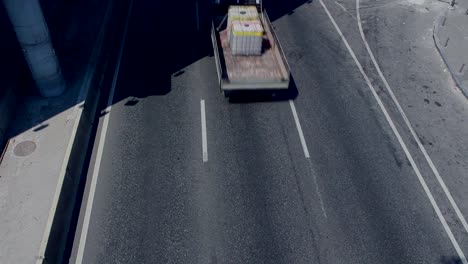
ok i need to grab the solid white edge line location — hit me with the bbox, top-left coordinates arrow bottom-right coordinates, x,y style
201,99 -> 208,162
319,0 -> 467,262
75,0 -> 134,263
356,0 -> 468,236
289,100 -> 311,158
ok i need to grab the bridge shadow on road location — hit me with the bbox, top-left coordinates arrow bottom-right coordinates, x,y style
111,0 -> 310,105
0,0 -> 313,149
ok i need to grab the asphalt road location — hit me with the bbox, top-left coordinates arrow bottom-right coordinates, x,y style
71,0 -> 468,263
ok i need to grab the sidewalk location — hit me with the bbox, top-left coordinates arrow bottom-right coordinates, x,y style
0,0 -> 122,263
433,0 -> 468,97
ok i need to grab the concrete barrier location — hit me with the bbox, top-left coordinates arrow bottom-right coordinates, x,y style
36,0 -> 131,262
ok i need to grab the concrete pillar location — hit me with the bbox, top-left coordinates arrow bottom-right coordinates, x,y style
2,0 -> 66,97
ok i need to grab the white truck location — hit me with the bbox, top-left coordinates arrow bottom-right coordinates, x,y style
211,0 -> 291,97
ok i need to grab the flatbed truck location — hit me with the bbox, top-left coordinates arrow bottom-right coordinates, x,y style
211,0 -> 291,97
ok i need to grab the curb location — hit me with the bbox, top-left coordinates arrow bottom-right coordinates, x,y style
35,1 -> 116,263
433,9 -> 468,99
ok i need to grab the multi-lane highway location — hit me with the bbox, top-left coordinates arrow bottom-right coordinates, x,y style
71,0 -> 468,263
